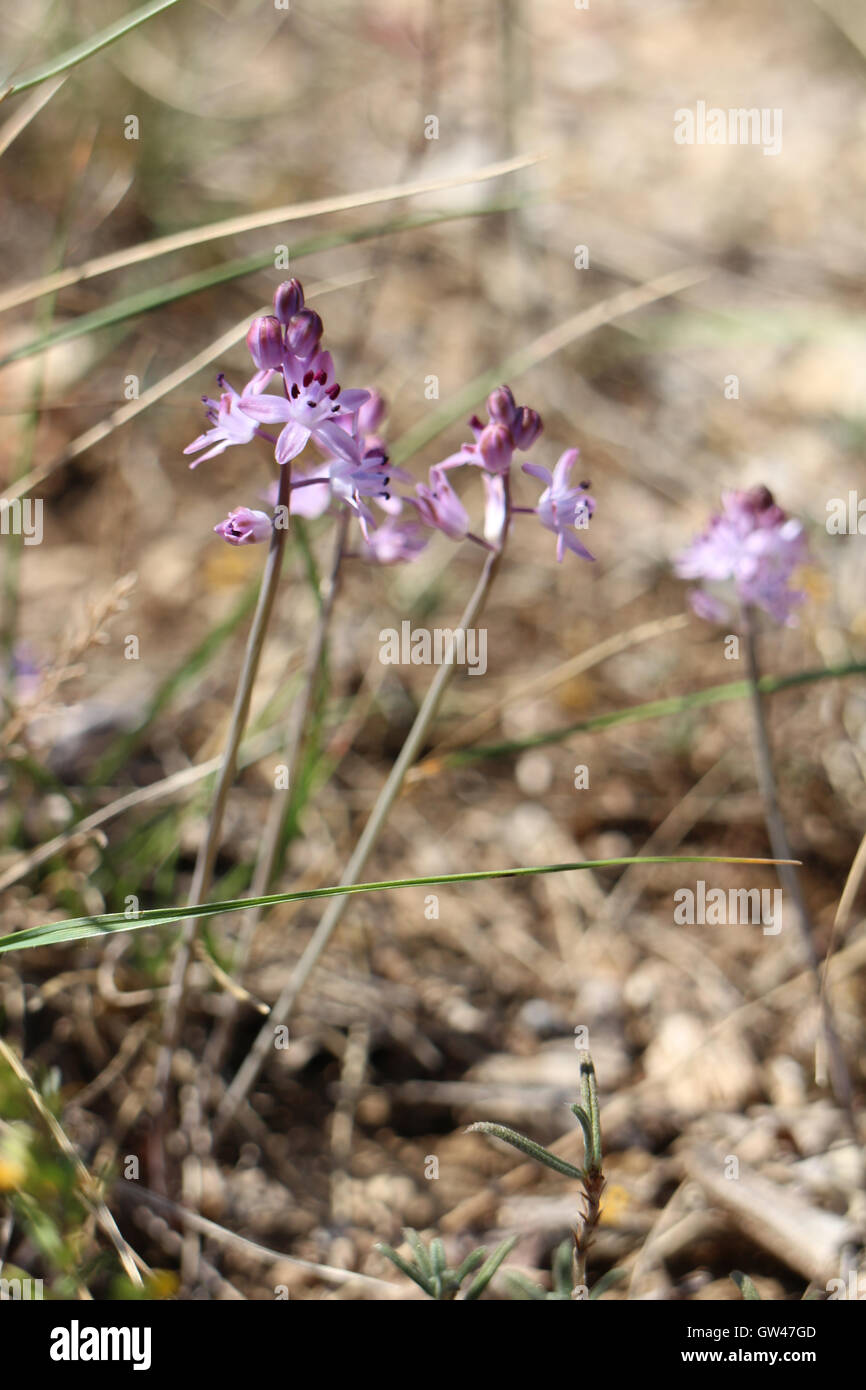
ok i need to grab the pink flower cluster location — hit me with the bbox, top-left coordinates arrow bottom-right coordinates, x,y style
675,486 -> 808,626
185,280 -> 597,565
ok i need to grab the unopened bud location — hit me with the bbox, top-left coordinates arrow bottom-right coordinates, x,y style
273,279 -> 305,323
511,407 -> 543,450
486,384 -> 517,424
286,309 -> 323,359
478,422 -> 513,474
214,507 -> 272,546
246,315 -> 284,370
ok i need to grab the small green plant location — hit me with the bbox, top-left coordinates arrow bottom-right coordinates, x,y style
470,1051 -> 614,1300
376,1228 -> 518,1300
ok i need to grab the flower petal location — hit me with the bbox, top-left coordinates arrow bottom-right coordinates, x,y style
239,393 -> 293,423
275,420 -> 311,463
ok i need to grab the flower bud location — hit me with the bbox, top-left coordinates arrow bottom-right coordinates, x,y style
273,278 -> 304,323
285,309 -> 323,359
214,507 -> 272,546
246,315 -> 284,370
478,421 -> 513,474
486,384 -> 517,424
511,406 -> 543,450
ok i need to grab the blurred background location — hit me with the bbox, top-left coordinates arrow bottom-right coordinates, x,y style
1,0 -> 865,1300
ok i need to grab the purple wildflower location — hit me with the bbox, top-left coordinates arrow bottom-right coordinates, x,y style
675,486 -> 808,625
409,467 -> 470,541
523,449 -> 595,562
184,373 -> 271,467
438,385 -> 543,476
239,349 -> 370,466
358,518 -> 429,565
214,507 -> 273,546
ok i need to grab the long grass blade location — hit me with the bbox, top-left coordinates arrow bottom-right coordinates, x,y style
1,0 -> 181,100
434,660 -> 866,767
0,204 -> 518,369
0,153 -> 540,314
0,855 -> 799,956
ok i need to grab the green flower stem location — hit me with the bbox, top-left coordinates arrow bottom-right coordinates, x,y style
205,513 -> 349,1073
153,466 -> 292,1117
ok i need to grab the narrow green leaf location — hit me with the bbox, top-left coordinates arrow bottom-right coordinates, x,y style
446,661 -> 866,765
2,0 -> 181,99
552,1238 -> 574,1295
453,1249 -> 486,1284
374,1243 -> 432,1297
462,1236 -> 518,1301
467,1123 -> 586,1181
402,1229 -> 433,1282
569,1104 -> 593,1173
578,1052 -> 603,1175
0,855 -> 798,956
0,206 -> 518,369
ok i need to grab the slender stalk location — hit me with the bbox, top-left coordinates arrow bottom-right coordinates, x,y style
153,466 -> 292,1105
215,521 -> 509,1136
204,512 -> 349,1072
573,1050 -> 605,1294
741,605 -> 855,1116
573,1170 -> 605,1295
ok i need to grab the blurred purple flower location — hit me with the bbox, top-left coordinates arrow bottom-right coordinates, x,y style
5,646 -> 41,701
409,467 -> 470,541
358,518 -> 429,565
523,449 -> 595,562
675,486 -> 808,625
214,507 -> 272,546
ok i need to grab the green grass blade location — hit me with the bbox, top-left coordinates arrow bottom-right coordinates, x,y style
442,661 -> 866,765
0,153 -> 538,313
0,854 -> 798,956
0,205 -> 518,368
2,0 -> 181,99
